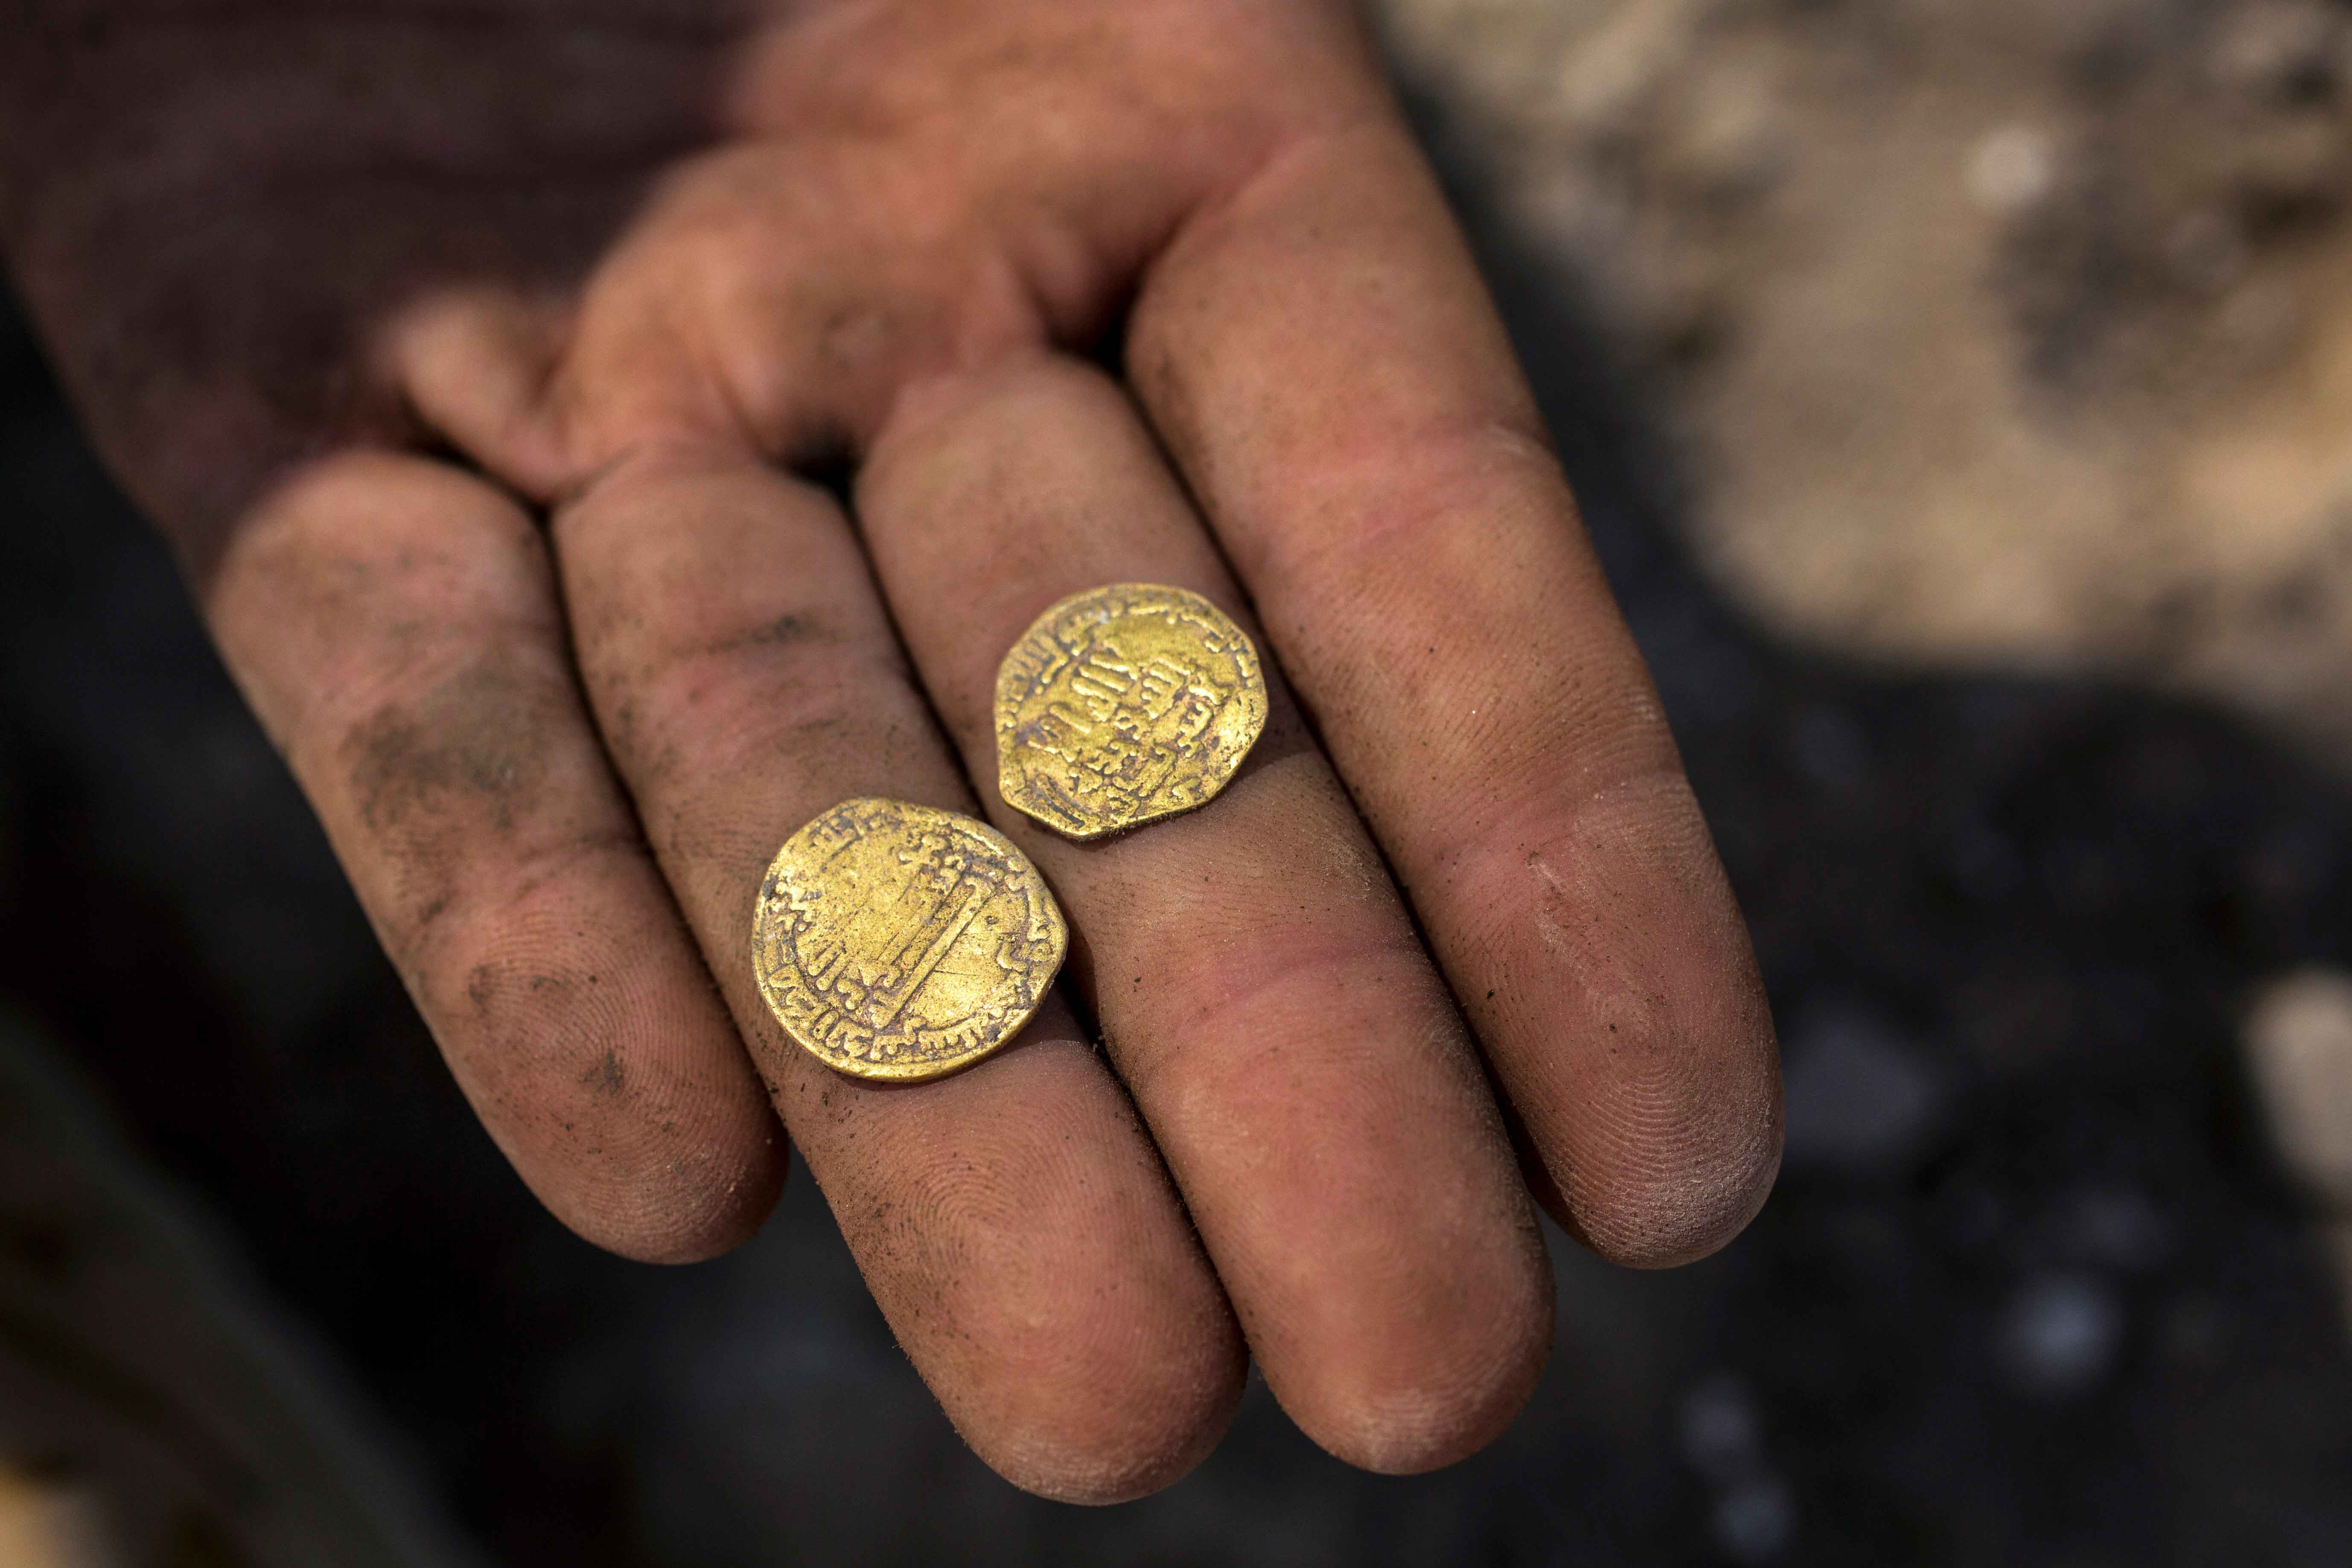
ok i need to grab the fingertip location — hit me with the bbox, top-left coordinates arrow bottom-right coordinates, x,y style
549,1128 -> 790,1266
489,1020 -> 790,1265
412,882 -> 795,1270
1461,772 -> 1784,1271
1248,1162 -> 1556,1476
963,1331 -> 1248,1504
1533,1035 -> 1784,1271
933,1152 -> 1249,1501
804,1030 -> 1250,1505
927,1213 -> 1250,1503
1281,1259 -> 1554,1476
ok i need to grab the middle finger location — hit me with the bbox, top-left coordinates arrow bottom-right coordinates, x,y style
858,353 -> 1552,1472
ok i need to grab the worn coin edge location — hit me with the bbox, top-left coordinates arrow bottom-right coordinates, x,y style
991,582 -> 1269,842
750,797 -> 1069,1084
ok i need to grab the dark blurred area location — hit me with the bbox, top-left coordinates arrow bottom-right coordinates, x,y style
7,87 -> 2352,1568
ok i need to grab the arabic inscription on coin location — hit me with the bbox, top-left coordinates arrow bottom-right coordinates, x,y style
752,799 -> 1067,1083
994,584 -> 1268,841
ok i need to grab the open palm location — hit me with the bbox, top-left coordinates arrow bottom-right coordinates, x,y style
3,0 -> 1781,1498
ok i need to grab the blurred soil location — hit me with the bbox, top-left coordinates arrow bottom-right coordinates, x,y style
1386,0 -> 2352,767
7,10 -> 2352,1559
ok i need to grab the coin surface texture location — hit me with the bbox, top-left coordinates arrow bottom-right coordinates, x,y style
752,799 -> 1067,1082
995,583 -> 1268,840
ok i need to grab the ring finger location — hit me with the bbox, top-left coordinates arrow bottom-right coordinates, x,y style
857,352 -> 1553,1473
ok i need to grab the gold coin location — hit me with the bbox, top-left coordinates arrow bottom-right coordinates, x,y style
994,583 -> 1269,841
751,799 -> 1067,1083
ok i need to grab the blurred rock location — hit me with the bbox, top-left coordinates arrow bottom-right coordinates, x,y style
2050,1185 -> 2177,1274
1713,1473 -> 1796,1565
1677,1372 -> 1764,1483
1996,1272 -> 2126,1401
1678,1375 -> 1794,1562
1786,705 -> 1873,795
1381,0 -> 2352,770
2245,967 -> 2352,1339
1779,999 -> 1950,1176
1965,124 -> 2065,219
2244,967 -> 2352,1207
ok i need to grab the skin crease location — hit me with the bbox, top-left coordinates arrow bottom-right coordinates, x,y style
0,0 -> 1782,1502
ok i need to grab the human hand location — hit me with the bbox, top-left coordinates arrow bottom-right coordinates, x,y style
1,0 -> 1780,1498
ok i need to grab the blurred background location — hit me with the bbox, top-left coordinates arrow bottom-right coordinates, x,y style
8,0 -> 2352,1562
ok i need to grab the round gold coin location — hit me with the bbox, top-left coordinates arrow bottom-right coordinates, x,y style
994,583 -> 1269,841
751,799 -> 1067,1083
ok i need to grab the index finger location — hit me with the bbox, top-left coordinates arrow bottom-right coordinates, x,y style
1129,110 -> 1781,1265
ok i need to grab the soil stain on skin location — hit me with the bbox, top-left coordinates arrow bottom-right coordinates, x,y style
703,610 -> 839,661
741,612 -> 815,648
583,1049 -> 626,1096
344,657 -> 557,845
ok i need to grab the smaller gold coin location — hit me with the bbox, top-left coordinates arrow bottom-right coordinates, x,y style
994,583 -> 1269,841
751,799 -> 1067,1083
